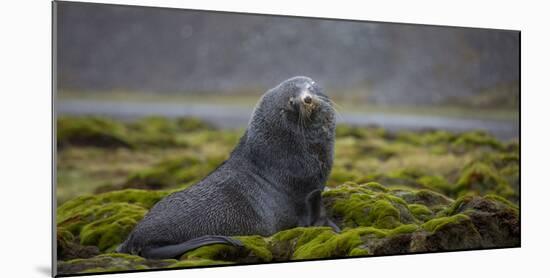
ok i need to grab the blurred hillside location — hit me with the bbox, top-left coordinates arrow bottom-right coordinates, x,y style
56,2 -> 519,108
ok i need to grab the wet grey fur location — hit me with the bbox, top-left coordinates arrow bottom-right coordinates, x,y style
117,76 -> 337,259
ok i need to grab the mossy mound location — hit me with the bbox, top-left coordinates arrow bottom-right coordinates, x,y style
57,116 -> 215,149
442,195 -> 519,247
57,117 -> 133,149
451,130 -> 503,152
119,155 -> 226,190
56,185 -> 519,274
395,129 -> 457,146
390,188 -> 453,211
57,253 -> 178,274
57,189 -> 171,252
411,214 -> 483,252
269,227 -> 334,260
167,258 -> 233,268
322,182 -> 418,229
292,224 -> 419,259
57,227 -> 100,260
455,162 -> 516,200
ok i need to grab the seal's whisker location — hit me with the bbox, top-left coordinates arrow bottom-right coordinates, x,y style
318,96 -> 344,117
297,105 -> 307,144
317,95 -> 342,109
317,96 -> 344,121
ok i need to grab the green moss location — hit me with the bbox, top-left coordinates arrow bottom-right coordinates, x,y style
57,253 -> 176,274
335,125 -> 368,139
58,189 -> 169,220
417,175 -> 452,194
452,131 -> 503,151
292,225 -> 418,260
485,152 -> 519,169
126,116 -> 214,147
440,195 -> 471,216
396,130 -> 456,146
323,183 -> 415,229
123,156 -> 223,189
485,194 -> 519,211
369,199 -> 401,228
168,259 -> 233,268
60,202 -> 146,251
421,214 -> 470,232
456,162 -> 515,199
358,140 -> 402,161
389,187 -> 452,214
57,117 -> 133,149
175,117 -> 214,132
58,116 -> 216,150
327,168 -> 362,186
386,224 -> 419,236
362,182 -> 389,192
182,244 -> 240,261
408,204 -> 433,221
235,236 -> 272,262
181,236 -> 271,263
271,227 -> 333,247
122,155 -> 226,190
291,229 -> 346,259
348,247 -> 370,256
57,189 -> 171,251
269,227 -> 336,260
378,168 -> 427,188
80,205 -> 146,251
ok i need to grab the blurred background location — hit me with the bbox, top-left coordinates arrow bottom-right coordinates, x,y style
56,1 -> 519,139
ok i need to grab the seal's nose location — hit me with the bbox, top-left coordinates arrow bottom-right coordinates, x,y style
303,95 -> 312,104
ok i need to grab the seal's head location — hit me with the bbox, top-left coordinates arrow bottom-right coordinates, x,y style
250,76 -> 335,136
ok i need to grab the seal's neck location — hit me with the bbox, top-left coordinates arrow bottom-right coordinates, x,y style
234,118 -> 334,191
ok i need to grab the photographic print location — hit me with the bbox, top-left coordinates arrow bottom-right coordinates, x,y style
53,1 -> 520,276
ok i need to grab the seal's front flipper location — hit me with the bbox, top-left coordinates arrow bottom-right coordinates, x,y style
141,235 -> 243,259
305,189 -> 341,233
305,189 -> 322,225
324,218 -> 341,233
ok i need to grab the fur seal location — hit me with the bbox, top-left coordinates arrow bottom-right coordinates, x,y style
117,76 -> 338,259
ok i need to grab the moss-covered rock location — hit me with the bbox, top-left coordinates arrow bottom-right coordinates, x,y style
269,227 -> 334,261
391,188 -> 453,211
57,189 -> 170,252
292,225 -> 419,259
416,175 -> 453,195
120,155 -> 225,190
456,162 -> 516,200
125,116 -> 214,147
57,253 -> 177,274
335,124 -> 385,139
322,182 -> 416,229
442,195 -> 519,248
411,214 -> 483,252
407,204 -> 433,221
57,227 -> 100,260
